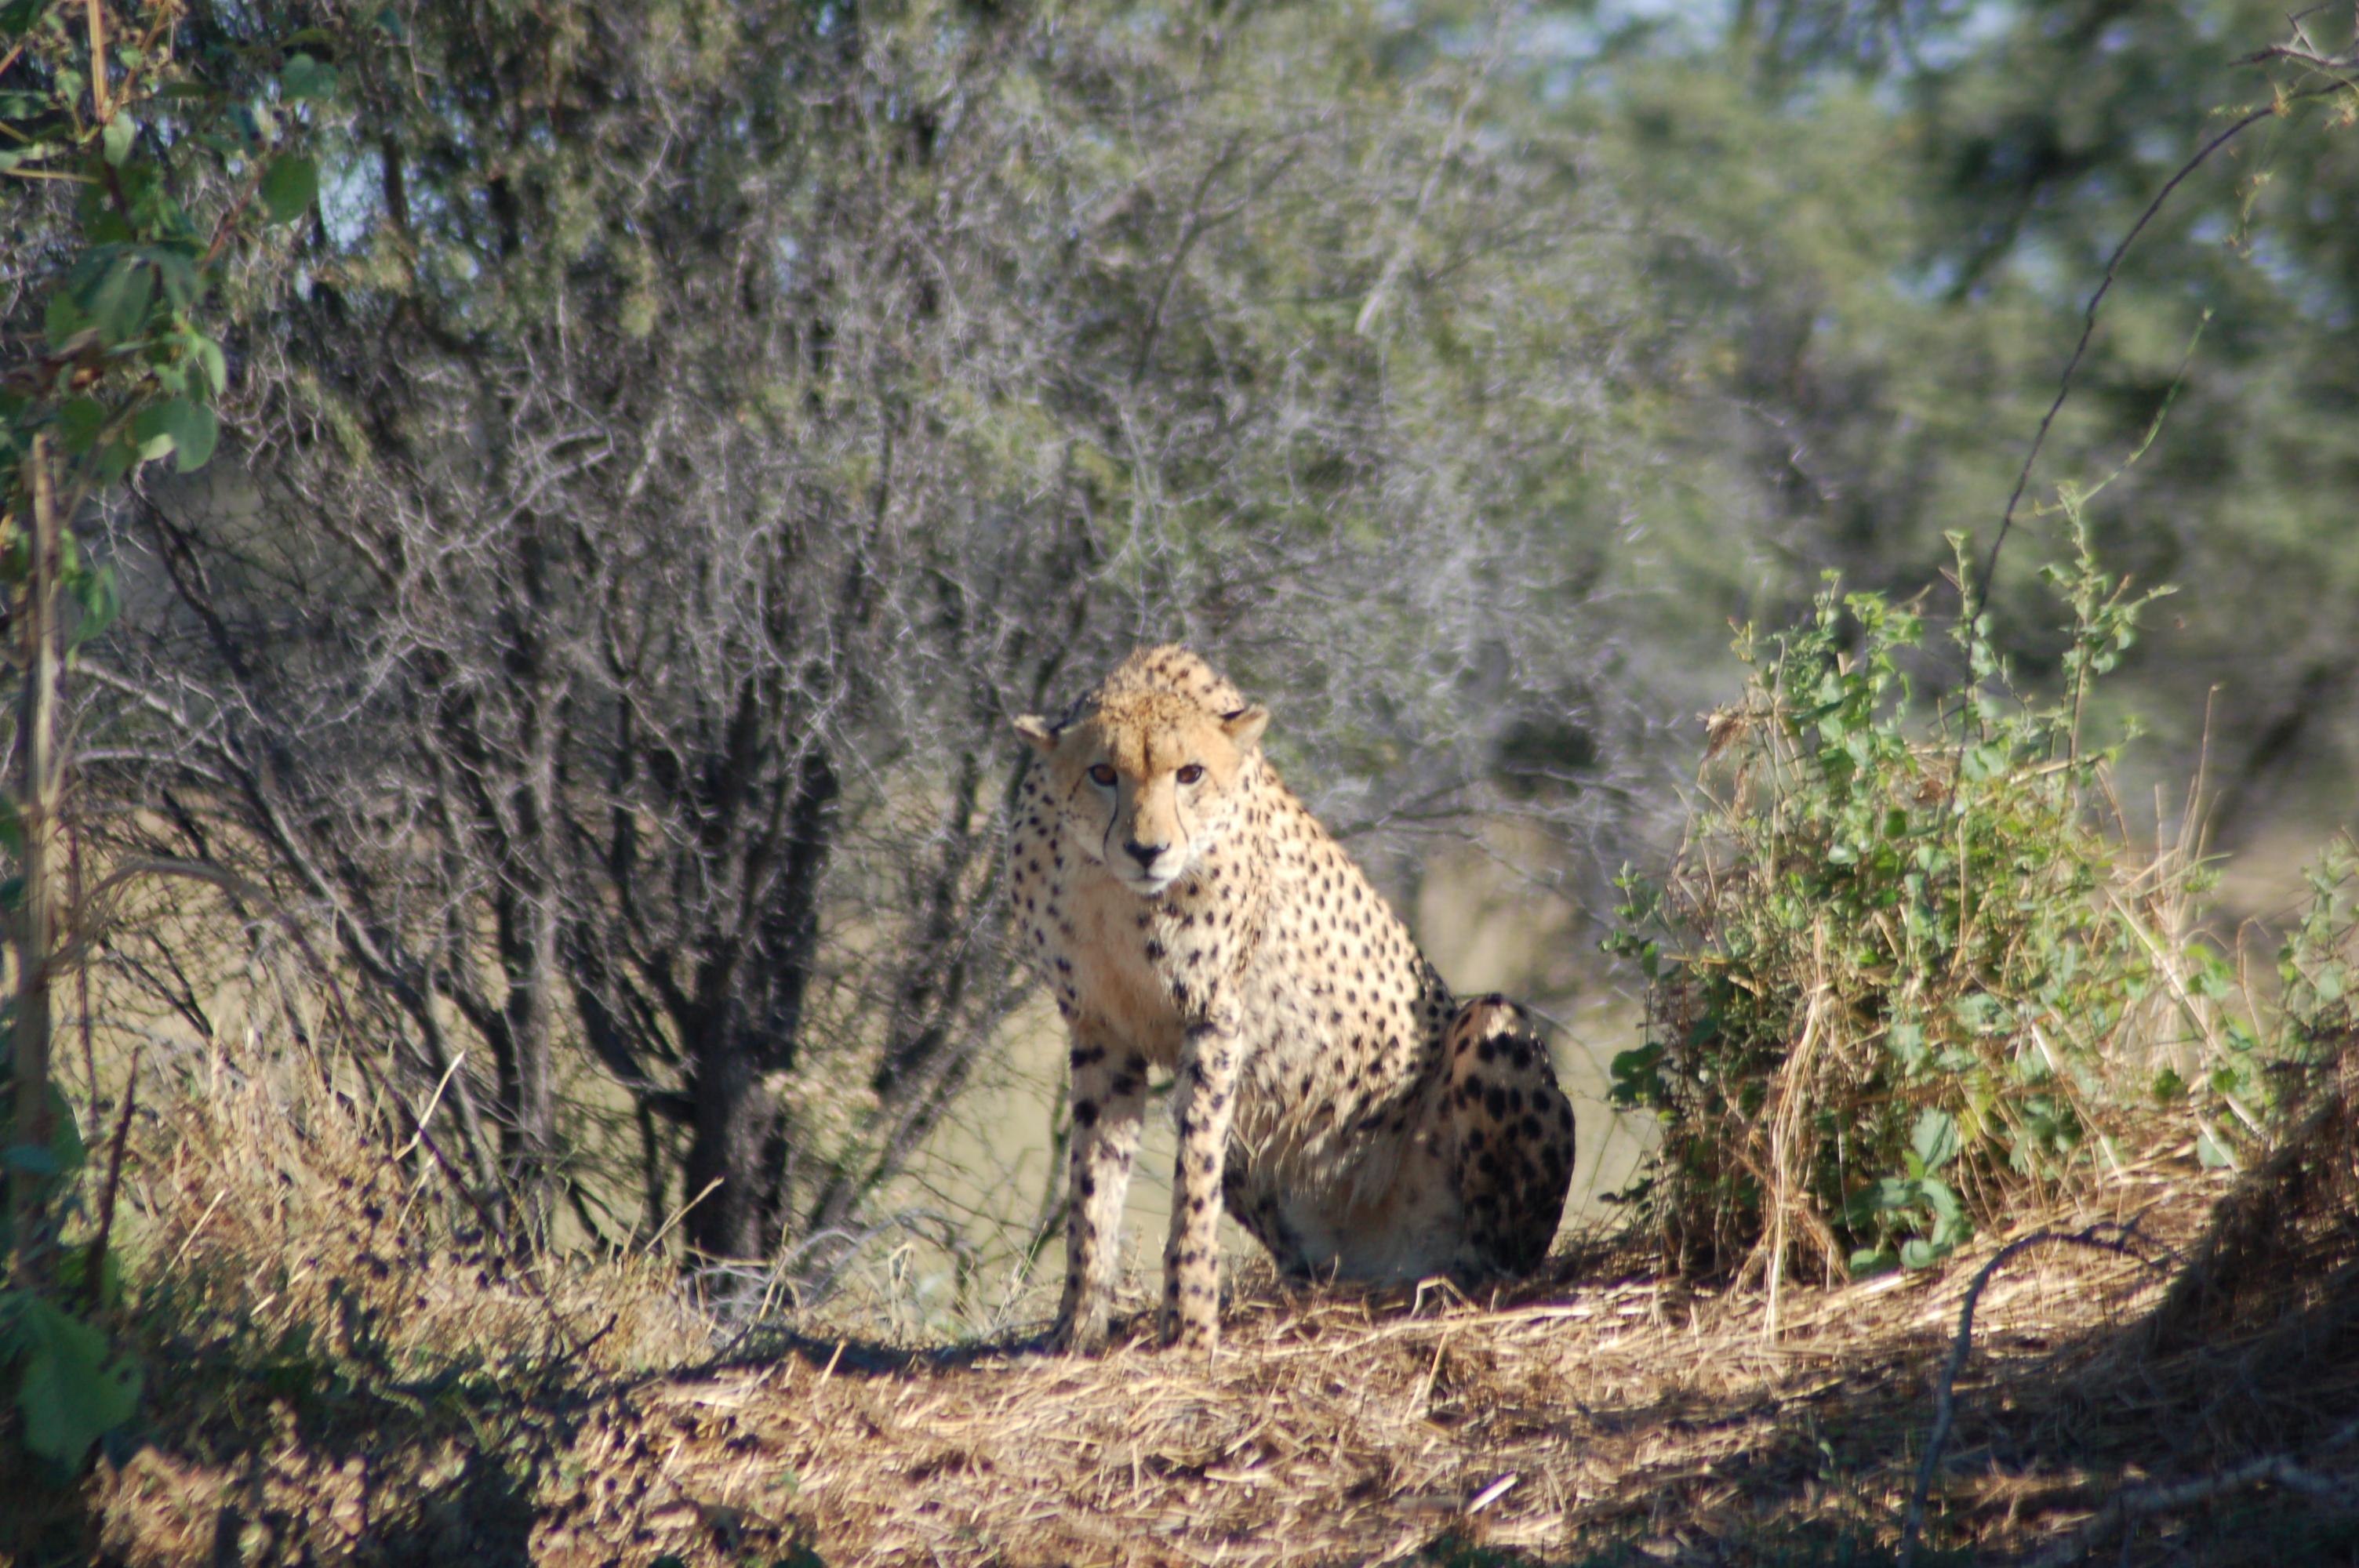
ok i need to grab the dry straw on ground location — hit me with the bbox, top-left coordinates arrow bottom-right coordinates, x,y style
0,923 -> 2317,1568
53,1013 -> 2356,1568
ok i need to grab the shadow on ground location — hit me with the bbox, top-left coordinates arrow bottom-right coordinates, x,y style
13,1122 -> 2356,1568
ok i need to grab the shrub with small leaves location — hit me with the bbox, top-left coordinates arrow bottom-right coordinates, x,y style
1606,519 -> 2248,1284
2272,837 -> 2359,1092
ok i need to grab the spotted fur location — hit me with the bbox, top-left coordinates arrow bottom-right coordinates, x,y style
1009,646 -> 1576,1354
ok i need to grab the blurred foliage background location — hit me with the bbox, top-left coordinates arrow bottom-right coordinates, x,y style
1570,0 -> 2359,844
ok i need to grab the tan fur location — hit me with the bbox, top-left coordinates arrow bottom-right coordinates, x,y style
1010,646 -> 1575,1355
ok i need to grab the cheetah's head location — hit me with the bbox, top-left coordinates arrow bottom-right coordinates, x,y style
1014,688 -> 1270,897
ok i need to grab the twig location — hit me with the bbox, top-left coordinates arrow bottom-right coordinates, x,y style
85,0 -> 107,124
82,1044 -> 142,1314
2022,1415 -> 2359,1568
72,823 -> 96,1120
392,1048 -> 467,1162
1972,69 -> 2353,615
1972,104 -> 2271,621
1896,1221 -> 2157,1568
645,1177 -> 725,1254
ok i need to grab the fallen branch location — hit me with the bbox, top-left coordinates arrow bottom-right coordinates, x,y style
2023,1415 -> 2359,1568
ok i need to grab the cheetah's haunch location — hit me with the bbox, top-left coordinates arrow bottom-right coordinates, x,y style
1009,647 -> 1576,1354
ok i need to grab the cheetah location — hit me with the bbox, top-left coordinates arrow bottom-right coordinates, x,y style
1009,646 -> 1576,1353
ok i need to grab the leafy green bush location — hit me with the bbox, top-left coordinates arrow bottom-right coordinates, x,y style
2270,837 -> 2359,1096
1608,526 -> 2257,1284
0,1040 -> 141,1480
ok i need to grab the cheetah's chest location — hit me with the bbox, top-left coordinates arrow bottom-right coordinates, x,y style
1048,834 -> 1265,1071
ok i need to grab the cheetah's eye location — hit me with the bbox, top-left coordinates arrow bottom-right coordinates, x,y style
1088,763 -> 1118,787
1175,764 -> 1205,786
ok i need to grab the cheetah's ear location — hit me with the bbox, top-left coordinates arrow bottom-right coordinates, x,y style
1012,714 -> 1060,755
1220,705 -> 1270,749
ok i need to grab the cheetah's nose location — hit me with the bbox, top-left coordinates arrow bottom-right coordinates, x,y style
1123,838 -> 1168,869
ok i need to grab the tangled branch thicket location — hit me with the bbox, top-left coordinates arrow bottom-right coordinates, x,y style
72,0 -> 1666,1290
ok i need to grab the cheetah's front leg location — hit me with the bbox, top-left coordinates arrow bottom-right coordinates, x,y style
1052,1035 -> 1148,1353
1159,1016 -> 1242,1353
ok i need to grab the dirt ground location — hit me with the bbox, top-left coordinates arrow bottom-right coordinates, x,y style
57,1115 -> 2359,1568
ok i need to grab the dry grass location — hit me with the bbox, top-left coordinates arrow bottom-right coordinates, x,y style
6,1011 -> 2354,1566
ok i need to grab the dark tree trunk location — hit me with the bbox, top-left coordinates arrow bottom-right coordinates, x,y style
681,741 -> 837,1273
683,1028 -> 778,1269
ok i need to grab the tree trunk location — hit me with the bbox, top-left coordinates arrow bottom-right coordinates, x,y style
9,435 -> 63,1285
681,740 -> 838,1285
496,650 -> 564,1240
682,1032 -> 777,1278
495,878 -> 560,1240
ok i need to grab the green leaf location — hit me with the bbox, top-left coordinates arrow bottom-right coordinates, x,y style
153,251 -> 201,310
54,1245 -> 125,1311
55,397 -> 108,454
78,252 -> 157,348
100,115 -> 134,167
9,1294 -> 142,1469
134,397 -> 218,473
67,562 -> 122,648
3,1142 -> 60,1176
43,292 -> 90,356
173,401 -> 218,471
1845,1176 -> 1916,1222
1960,742 -> 2011,782
1950,993 -> 2003,1036
91,434 -> 136,485
260,154 -> 317,223
190,334 -> 228,397
131,402 -> 177,461
43,1082 -> 85,1178
82,208 -> 134,247
0,140 -> 61,174
1910,1107 -> 1960,1171
278,53 -> 340,103
1608,1044 -> 1666,1109
1848,1247 -> 1897,1279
